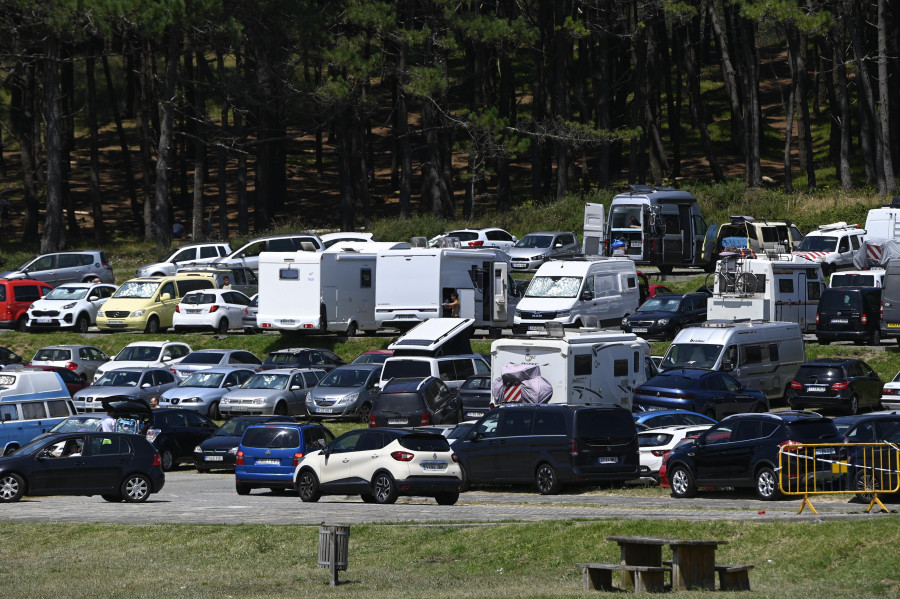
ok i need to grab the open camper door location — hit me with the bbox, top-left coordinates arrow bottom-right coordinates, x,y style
583,203 -> 605,255
492,262 -> 509,322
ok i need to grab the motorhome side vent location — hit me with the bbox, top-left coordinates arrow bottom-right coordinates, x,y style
411,236 -> 428,248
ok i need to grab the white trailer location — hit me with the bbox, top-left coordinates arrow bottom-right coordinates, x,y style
256,242 -> 408,335
374,246 -> 518,331
707,257 -> 825,333
490,330 -> 651,410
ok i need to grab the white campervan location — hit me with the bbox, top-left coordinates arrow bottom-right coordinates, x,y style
513,257 -> 640,333
706,257 -> 825,333
864,203 -> 900,242
491,329 -> 650,410
659,320 -> 805,402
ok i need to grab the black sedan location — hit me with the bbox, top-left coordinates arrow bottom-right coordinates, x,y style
456,374 -> 492,421
0,432 -> 165,503
621,293 -> 708,340
788,358 -> 883,415
633,369 -> 768,420
193,415 -> 296,471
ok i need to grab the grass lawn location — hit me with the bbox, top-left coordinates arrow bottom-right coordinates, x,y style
0,519 -> 898,598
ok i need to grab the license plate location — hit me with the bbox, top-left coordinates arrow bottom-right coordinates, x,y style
512,262 -> 527,268
889,323 -> 900,328
421,461 -> 446,471
528,325 -> 544,331
230,405 -> 249,411
831,318 -> 848,324
598,456 -> 618,464
630,241 -> 642,247
205,455 -> 224,462
36,318 -> 52,324
807,385 -> 827,392
256,459 -> 280,465
632,327 -> 648,333
186,309 -> 201,314
316,408 -> 334,414
109,320 -> 123,325
388,418 -> 407,425
815,448 -> 836,455
280,319 -> 295,325
466,411 -> 484,418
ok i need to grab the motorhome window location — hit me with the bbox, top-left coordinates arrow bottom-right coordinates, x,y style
610,206 -> 642,229
778,279 -> 794,293
360,268 -> 372,288
807,281 -> 822,299
533,411 -> 566,435
574,354 -> 591,376
0,404 -> 18,421
279,268 -> 299,280
525,276 -> 582,298
382,360 -> 431,380
626,276 -> 636,289
46,400 -> 70,418
634,352 -> 640,373
595,274 -> 616,298
663,214 -> 680,232
742,345 -> 763,365
21,402 -> 47,420
613,359 -> 628,377
798,236 -> 836,252
769,344 -> 779,362
0,374 -> 16,386
660,344 -> 723,370
500,410 -> 534,436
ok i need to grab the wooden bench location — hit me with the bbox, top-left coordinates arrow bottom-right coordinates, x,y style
715,564 -> 755,591
576,562 -> 669,593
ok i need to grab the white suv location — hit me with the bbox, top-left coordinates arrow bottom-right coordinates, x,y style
294,428 -> 462,504
92,341 -> 192,382
794,222 -> 865,276
26,282 -> 117,332
135,242 -> 232,278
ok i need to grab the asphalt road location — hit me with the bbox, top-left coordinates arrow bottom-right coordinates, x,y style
0,470 -> 891,525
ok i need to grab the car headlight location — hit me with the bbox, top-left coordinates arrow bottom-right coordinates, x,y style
657,318 -> 669,326
557,310 -> 571,318
514,310 -> 522,318
131,309 -> 146,317
194,445 -> 203,453
531,255 -> 545,261
97,311 -> 104,318
621,317 -> 629,326
335,392 -> 359,406
253,397 -> 266,405
183,396 -> 201,404
61,302 -> 77,310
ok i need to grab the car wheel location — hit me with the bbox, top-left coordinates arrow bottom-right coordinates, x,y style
855,469 -> 880,503
15,316 -> 27,333
195,466 -> 209,473
145,315 -> 160,334
273,401 -> 288,416
357,403 -> 371,424
459,464 -> 472,492
372,472 -> 398,504
848,395 -> 859,416
345,321 -> 358,337
435,493 -> 459,506
870,329 -> 881,346
75,313 -> 90,334
121,474 -> 151,503
235,482 -> 251,496
208,401 -> 221,420
753,401 -> 767,413
360,493 -> 376,503
535,462 -> 561,495
101,494 -> 123,502
296,469 -> 321,502
755,467 -> 782,500
4,445 -> 18,456
669,465 -> 697,498
216,318 -> 228,335
0,473 -> 25,502
160,449 -> 175,472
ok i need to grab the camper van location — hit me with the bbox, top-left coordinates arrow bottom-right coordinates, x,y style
256,242 -> 408,335
659,320 -> 805,402
513,257 -> 640,333
863,200 -> 900,242
374,246 -> 519,332
706,257 -> 825,333
604,186 -> 709,274
491,330 -> 651,410
0,370 -> 75,454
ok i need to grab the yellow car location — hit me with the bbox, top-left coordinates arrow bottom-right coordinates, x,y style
96,276 -> 216,333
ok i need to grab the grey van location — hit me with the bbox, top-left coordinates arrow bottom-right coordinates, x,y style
0,250 -> 114,285
878,259 -> 900,341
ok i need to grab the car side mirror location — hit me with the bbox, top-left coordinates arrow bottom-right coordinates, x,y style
721,360 -> 734,372
141,383 -> 151,389
88,295 -> 98,301
291,385 -> 301,390
12,355 -> 20,363
161,293 -> 172,301
37,449 -> 50,460
581,290 -> 594,301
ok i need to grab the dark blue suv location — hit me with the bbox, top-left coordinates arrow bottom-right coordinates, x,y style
235,423 -> 334,495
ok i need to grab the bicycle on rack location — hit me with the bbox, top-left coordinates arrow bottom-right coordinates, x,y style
705,253 -> 758,294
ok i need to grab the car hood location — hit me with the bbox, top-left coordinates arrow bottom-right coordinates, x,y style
75,386 -> 154,399
199,435 -> 242,450
629,310 -> 679,320
517,297 -> 577,312
162,387 -> 226,401
508,247 -> 550,260
308,386 -> 364,400
97,361 -> 171,375
101,297 -> 158,312
222,389 -> 284,400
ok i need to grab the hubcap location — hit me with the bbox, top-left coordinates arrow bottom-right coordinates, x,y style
758,472 -> 775,497
126,477 -> 148,499
374,476 -> 390,500
538,467 -> 553,491
0,477 -> 18,499
672,470 -> 687,494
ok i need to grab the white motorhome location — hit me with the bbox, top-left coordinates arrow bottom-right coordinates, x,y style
659,320 -> 805,402
706,257 -> 825,333
256,241 -> 407,335
863,202 -> 900,242
374,246 -> 519,332
513,257 -> 640,333
582,203 -> 605,255
490,329 -> 651,410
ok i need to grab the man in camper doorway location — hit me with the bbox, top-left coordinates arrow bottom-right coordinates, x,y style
443,292 -> 460,317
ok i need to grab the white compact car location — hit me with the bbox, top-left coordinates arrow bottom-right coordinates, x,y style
26,283 -> 117,333
881,371 -> 900,410
638,424 -> 712,481
294,428 -> 462,504
172,289 -> 253,334
429,227 -> 517,253
92,341 -> 192,382
135,242 -> 232,278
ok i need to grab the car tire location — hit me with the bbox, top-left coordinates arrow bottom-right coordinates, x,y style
870,329 -> 881,346
208,401 -> 221,420
101,494 -> 123,502
297,469 -> 321,502
0,473 -> 25,502
372,472 -> 398,504
535,462 -> 561,495
357,403 -> 371,424
435,493 -> 459,506
195,466 -> 209,473
15,316 -> 27,333
121,474 -> 151,503
216,318 -> 228,335
360,493 -> 376,503
273,401 -> 288,416
848,395 -> 859,416
855,469 -> 879,503
755,466 -> 782,501
345,321 -> 358,337
160,449 -> 175,472
669,465 -> 697,498
235,482 -> 252,496
145,316 -> 160,334
75,313 -> 90,334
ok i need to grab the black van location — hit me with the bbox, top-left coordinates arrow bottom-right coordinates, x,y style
454,404 -> 639,494
816,287 -> 882,346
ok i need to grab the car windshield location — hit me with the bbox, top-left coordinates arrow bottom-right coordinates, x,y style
243,373 -> 289,390
180,372 -> 226,388
33,348 -> 72,361
318,368 -> 370,388
798,236 -> 837,252
661,344 -> 723,370
182,293 -> 216,305
43,287 -> 89,301
515,235 -> 552,249
95,371 -> 141,387
180,353 -> 225,365
50,416 -> 104,433
113,281 -> 160,299
638,296 -> 684,312
266,353 -> 307,366
115,346 -> 162,361
525,276 -> 582,298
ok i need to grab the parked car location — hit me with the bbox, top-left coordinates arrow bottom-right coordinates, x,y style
633,369 -> 768,420
172,289 -> 254,334
880,371 -> 900,411
369,377 -> 460,428
234,422 -> 335,495
193,415 -> 296,471
637,271 -> 675,305
305,363 -> 382,422
214,233 -> 324,272
621,293 -> 709,340
294,428 -> 462,504
632,410 -> 717,430
30,366 -> 90,397
96,275 -> 216,333
638,424 -> 713,481
793,222 -> 865,277
351,350 -> 393,365
26,282 -> 117,332
430,227 -> 517,253
27,345 -> 109,381
93,341 -> 192,382
242,294 -> 259,333
455,374 -> 492,421
815,287 -> 882,346
135,242 -> 232,278
0,347 -> 23,368
666,411 -> 842,500
260,348 -> 346,372
847,420 -> 900,502
788,358 -> 883,415
159,367 -> 255,419
74,368 -> 178,412
0,250 -> 114,286
833,413 -> 900,443
0,431 -> 164,503
0,278 -> 53,331
219,368 -> 326,417
379,353 -> 489,390
508,232 -> 579,272
176,265 -> 259,297
169,349 -> 262,381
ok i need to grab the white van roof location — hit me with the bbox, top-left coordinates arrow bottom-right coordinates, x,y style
388,318 -> 475,355
674,320 -> 801,345
0,370 -> 68,402
533,256 -> 635,276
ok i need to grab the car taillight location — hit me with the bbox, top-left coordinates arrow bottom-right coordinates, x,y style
153,453 -> 161,466
102,261 -> 112,270
882,301 -> 885,318
210,305 -> 220,312
420,412 -> 432,425
243,308 -> 249,315
831,381 -> 850,391
145,428 -> 161,442
236,450 -> 245,465
391,451 -> 414,462
65,362 -> 78,371
368,413 -> 376,428
815,312 -> 820,324
884,388 -> 898,395
779,439 -> 801,451
862,314 -> 868,325
791,380 -> 802,389
651,450 -> 669,457
467,240 -> 484,247
175,305 -> 180,313
451,453 -> 458,463
570,439 -> 578,457
292,452 -> 304,467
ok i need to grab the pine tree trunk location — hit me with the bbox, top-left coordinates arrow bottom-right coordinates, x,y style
85,51 -> 105,244
102,53 -> 141,230
683,13 -> 724,182
877,0 -> 896,193
154,26 -> 179,253
42,34 -> 66,253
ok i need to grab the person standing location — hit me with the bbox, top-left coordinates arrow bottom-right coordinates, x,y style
442,292 -> 460,317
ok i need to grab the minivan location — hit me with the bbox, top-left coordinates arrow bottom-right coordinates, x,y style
0,278 -> 53,331
453,404 -> 640,494
96,275 -> 216,333
815,287 -> 882,346
878,259 -> 900,341
379,354 -> 489,390
0,396 -> 76,455
0,250 -> 114,286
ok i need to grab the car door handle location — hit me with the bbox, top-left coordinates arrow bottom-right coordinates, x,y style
370,454 -> 379,459
342,458 -> 350,463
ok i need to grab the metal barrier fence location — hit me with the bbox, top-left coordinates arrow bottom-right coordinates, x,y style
778,442 -> 900,514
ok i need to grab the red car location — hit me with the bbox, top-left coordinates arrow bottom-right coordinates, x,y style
637,271 -> 674,306
31,365 -> 89,397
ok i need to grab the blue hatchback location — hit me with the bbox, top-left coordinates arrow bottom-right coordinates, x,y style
633,409 -> 717,429
235,423 -> 334,495
633,369 -> 768,420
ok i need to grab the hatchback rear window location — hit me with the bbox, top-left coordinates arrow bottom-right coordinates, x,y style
818,291 -> 861,311
242,427 -> 300,448
181,352 -> 225,365
576,410 -> 635,438
796,366 -> 843,379
784,421 -> 841,442
376,392 -> 425,412
381,360 -> 431,379
266,353 -> 309,366
398,434 -> 451,452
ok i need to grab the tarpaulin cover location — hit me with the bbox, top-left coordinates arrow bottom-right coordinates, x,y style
492,363 -> 553,404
